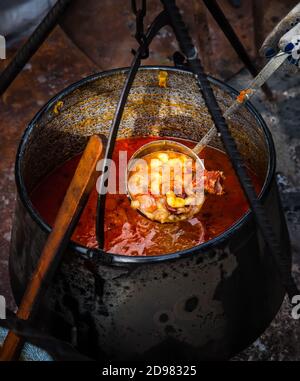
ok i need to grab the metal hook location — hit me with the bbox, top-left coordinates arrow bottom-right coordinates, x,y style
131,0 -> 146,16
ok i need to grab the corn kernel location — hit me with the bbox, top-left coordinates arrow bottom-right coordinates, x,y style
157,153 -> 169,163
150,159 -> 162,169
166,192 -> 185,208
131,200 -> 140,209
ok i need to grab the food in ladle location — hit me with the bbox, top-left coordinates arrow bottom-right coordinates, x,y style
128,150 -> 224,223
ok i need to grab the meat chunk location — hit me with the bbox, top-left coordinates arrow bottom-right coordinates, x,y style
204,170 -> 225,195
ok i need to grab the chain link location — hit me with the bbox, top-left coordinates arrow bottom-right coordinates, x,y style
131,0 -> 149,59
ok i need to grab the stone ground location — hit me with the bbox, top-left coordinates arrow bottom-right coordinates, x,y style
230,66 -> 300,361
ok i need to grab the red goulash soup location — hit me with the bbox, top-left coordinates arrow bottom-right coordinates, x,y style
31,137 -> 262,256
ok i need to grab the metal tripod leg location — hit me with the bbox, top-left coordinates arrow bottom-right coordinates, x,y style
203,0 -> 273,100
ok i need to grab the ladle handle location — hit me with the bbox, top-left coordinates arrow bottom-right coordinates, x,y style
0,135 -> 104,361
192,125 -> 219,155
193,51 -> 288,155
192,96 -> 249,154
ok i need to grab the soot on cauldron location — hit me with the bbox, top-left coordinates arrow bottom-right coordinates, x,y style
9,68 -> 290,360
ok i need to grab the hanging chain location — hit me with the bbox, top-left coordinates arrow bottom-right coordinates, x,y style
131,0 -> 149,58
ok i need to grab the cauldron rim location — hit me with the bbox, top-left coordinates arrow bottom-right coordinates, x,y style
15,66 -> 276,265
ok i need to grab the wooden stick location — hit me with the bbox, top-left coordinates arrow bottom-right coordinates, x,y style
0,135 -> 104,361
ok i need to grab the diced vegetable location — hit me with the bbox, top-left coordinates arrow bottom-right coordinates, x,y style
128,149 -> 224,223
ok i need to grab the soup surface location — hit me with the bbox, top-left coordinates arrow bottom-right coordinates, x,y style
31,136 -> 262,256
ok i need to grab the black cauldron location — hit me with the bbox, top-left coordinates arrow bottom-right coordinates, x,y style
9,67 -> 291,360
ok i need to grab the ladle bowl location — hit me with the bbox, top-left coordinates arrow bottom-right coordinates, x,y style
126,139 -> 205,222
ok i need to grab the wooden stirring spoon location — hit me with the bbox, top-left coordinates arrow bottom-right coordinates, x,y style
0,134 -> 104,361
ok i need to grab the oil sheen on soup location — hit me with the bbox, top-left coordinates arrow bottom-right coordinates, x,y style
31,137 -> 262,256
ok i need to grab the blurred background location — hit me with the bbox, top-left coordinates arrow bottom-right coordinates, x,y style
0,0 -> 299,360
0,0 -> 298,77
0,0 -> 56,44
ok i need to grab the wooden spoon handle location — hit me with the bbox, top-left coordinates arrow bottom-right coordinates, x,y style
0,135 -> 104,361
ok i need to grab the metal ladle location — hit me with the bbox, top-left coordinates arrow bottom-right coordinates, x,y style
126,140 -> 205,222
126,51 -> 288,221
